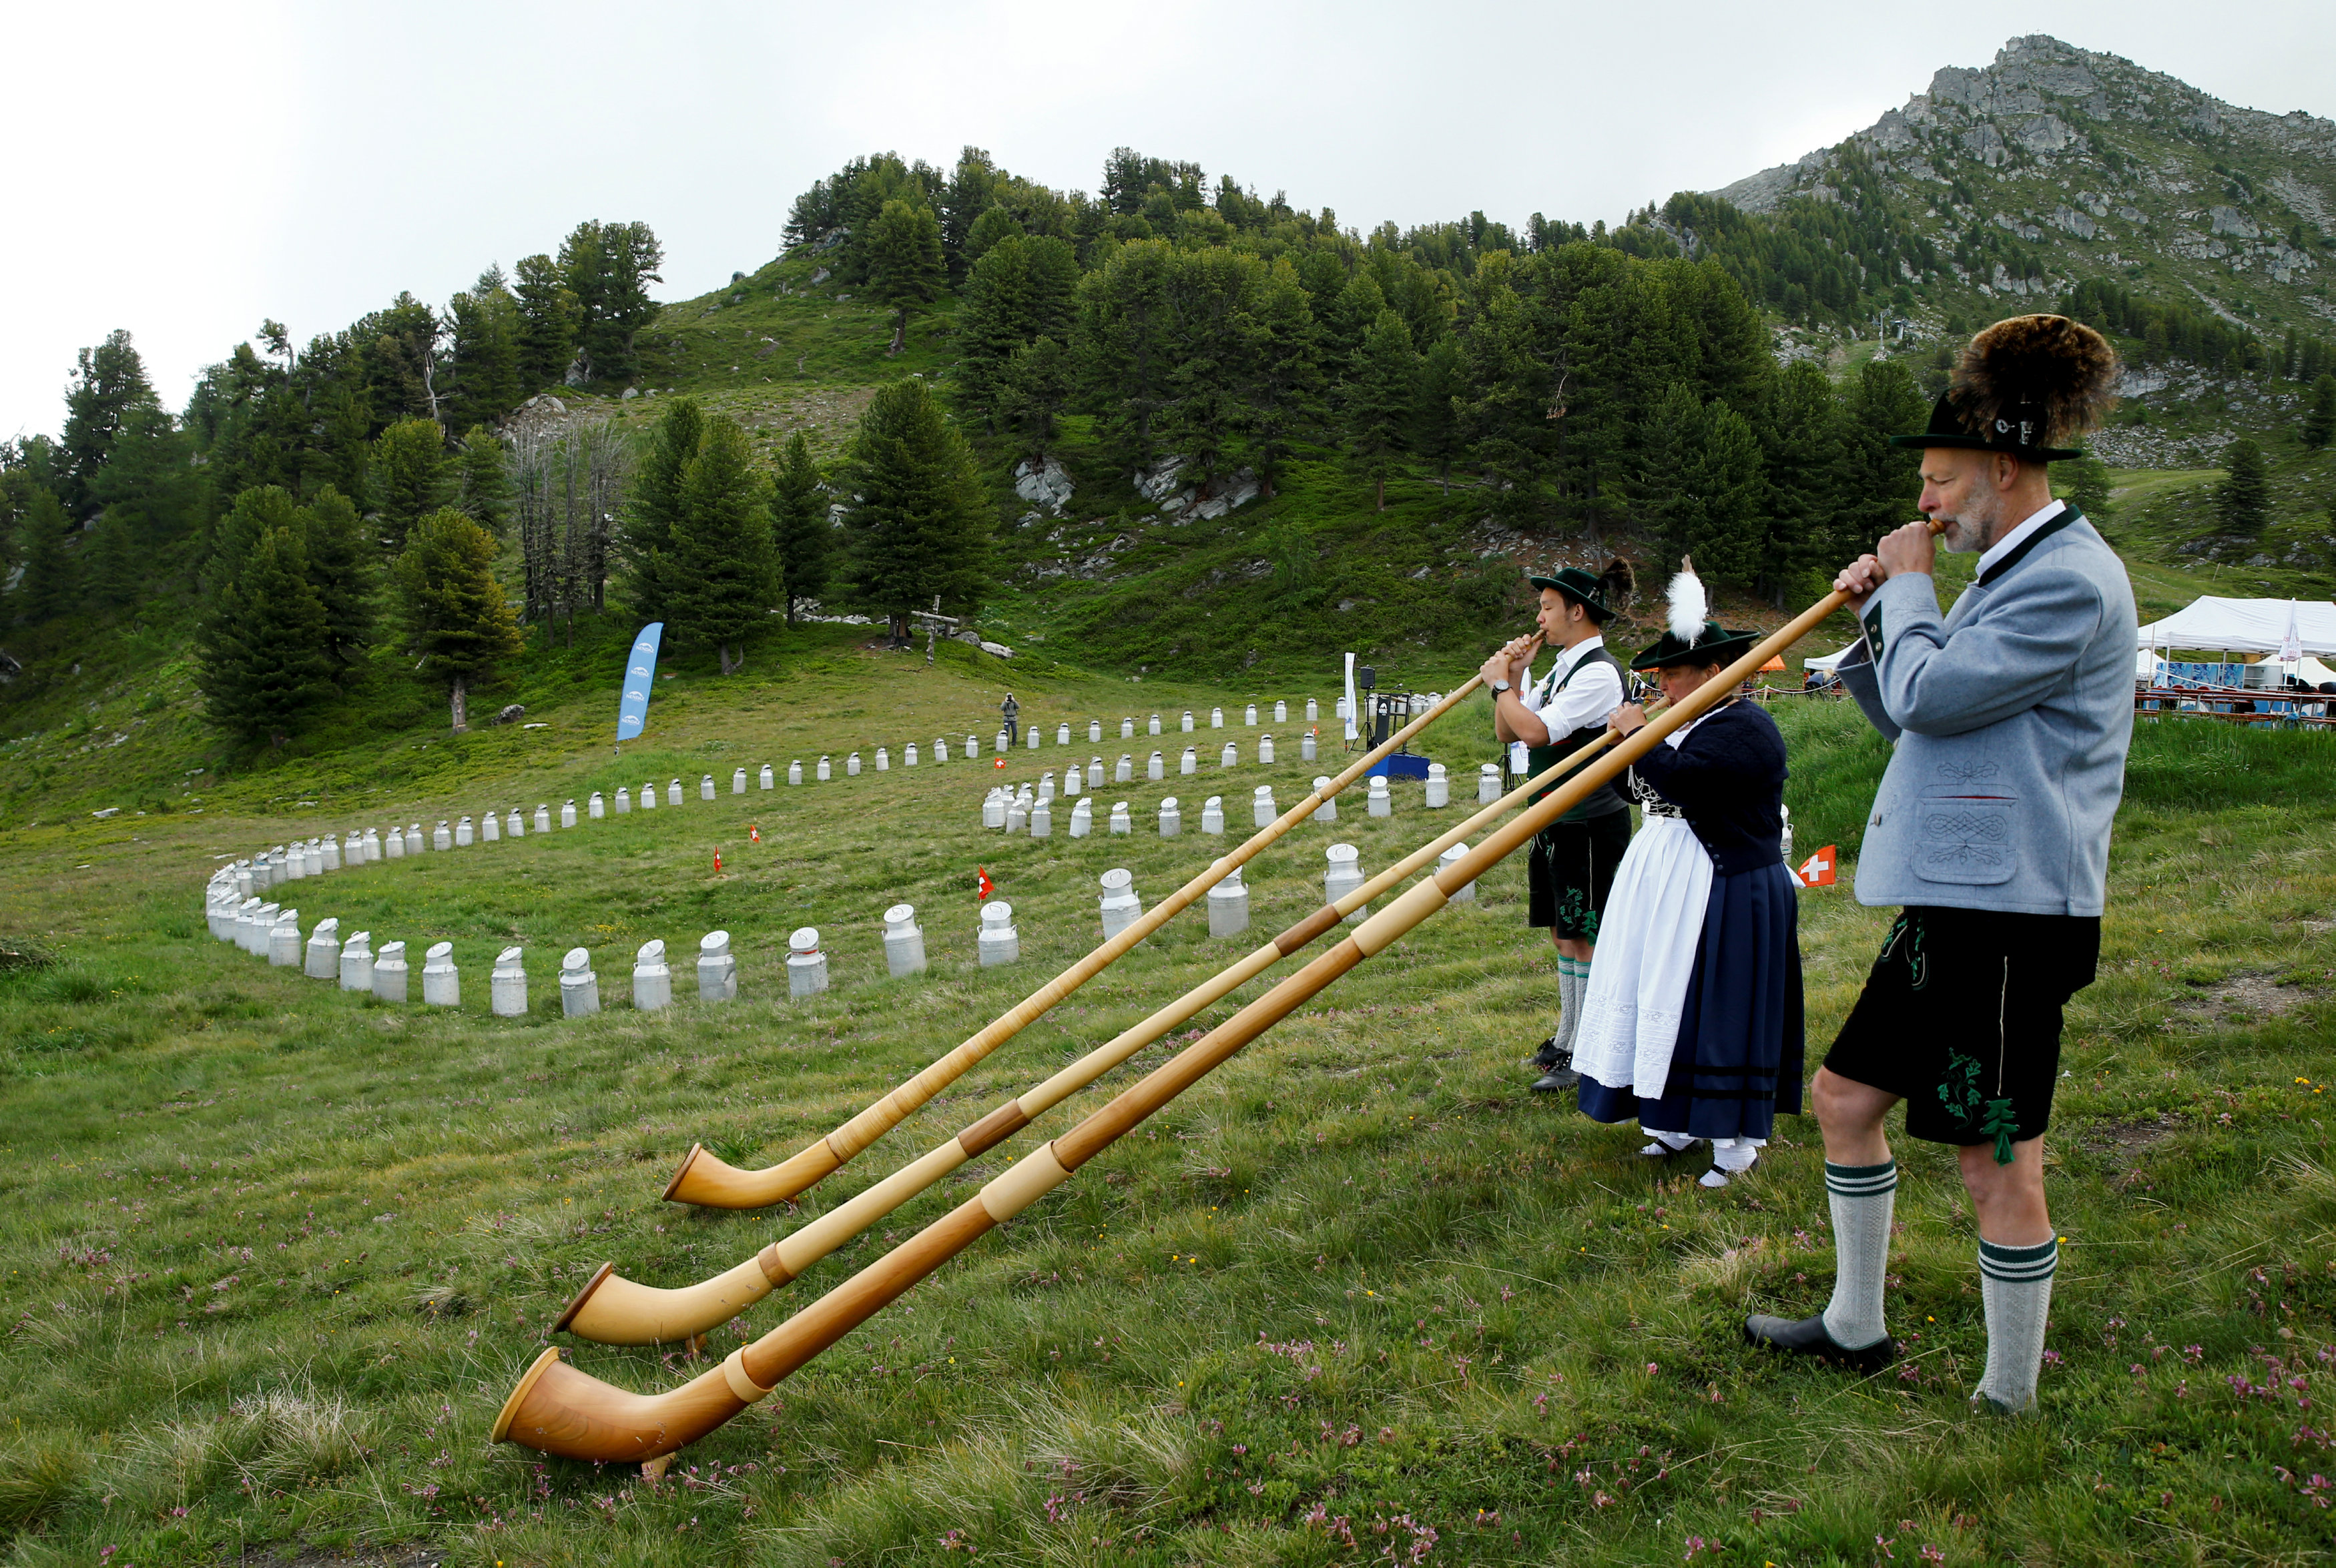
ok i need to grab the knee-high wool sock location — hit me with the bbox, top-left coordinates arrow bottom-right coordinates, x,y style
1819,1160 -> 1896,1350
1973,1238 -> 2058,1413
1554,957 -> 1584,1055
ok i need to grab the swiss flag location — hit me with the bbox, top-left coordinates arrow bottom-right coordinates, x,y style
994,757 -> 1006,769
1793,847 -> 1837,887
713,850 -> 724,874
977,866 -> 994,900
749,825 -> 761,844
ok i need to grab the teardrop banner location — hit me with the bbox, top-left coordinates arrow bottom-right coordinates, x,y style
616,623 -> 664,746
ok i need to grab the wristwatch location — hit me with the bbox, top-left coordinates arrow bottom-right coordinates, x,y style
1490,680 -> 1511,695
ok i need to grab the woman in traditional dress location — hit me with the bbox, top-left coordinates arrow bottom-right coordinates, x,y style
1569,568 -> 1805,1187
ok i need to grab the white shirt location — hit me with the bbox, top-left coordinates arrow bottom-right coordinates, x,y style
1976,497 -> 2066,581
1508,637 -> 1625,770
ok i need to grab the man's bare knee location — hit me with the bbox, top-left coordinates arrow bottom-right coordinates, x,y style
1813,1068 -> 1889,1132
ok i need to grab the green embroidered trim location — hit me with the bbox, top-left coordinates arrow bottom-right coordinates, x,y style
1879,913 -> 1930,991
1938,1045 -> 1985,1128
1981,1099 -> 2020,1166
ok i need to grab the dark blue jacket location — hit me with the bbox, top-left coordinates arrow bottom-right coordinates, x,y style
1630,701 -> 1788,877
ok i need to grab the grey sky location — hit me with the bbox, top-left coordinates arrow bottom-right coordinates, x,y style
6,0 -> 2329,441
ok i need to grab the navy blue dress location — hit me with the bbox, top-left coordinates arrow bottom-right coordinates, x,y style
1576,702 -> 1805,1139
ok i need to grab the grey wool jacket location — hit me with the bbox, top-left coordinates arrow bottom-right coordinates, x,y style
1836,510 -> 2136,917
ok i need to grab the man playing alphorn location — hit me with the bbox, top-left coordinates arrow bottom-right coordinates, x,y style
1745,315 -> 2134,1415
1480,559 -> 1635,1092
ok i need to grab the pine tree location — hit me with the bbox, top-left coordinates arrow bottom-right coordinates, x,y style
1640,384 -> 1765,585
667,416 -> 777,675
371,417 -> 453,550
1755,360 -> 1841,602
1162,247 -> 1262,482
444,278 -> 523,430
87,402 -> 198,591
1242,257 -> 1322,496
396,508 -> 523,733
963,205 -> 1024,266
2217,438 -> 2271,538
59,330 -> 160,518
453,427 -> 513,534
2305,373 -> 2336,451
512,253 -> 580,390
840,378 -> 991,641
300,485 -> 373,673
13,487 -> 79,625
771,431 -> 831,625
198,524 -> 338,745
864,199 -> 946,356
1345,308 -> 1417,511
559,222 -> 663,383
1833,359 -> 1930,552
1000,336 -> 1073,460
954,234 -> 1080,431
1452,262 -> 1553,522
1074,240 -> 1179,464
621,397 -> 704,624
1412,338 -> 1464,495
2060,456 -> 2116,525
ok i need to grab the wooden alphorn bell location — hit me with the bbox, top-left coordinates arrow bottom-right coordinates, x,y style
662,679 -> 1488,1210
557,717 -> 1657,1346
497,591 -> 1845,1467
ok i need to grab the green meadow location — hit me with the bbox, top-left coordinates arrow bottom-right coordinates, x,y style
2,644 -> 2334,1567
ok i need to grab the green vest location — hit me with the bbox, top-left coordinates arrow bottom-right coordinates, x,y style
1526,644 -> 1629,823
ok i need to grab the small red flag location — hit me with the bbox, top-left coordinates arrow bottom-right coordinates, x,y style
994,757 -> 1006,769
713,850 -> 723,873
1792,846 -> 1837,887
749,825 -> 761,844
977,866 -> 994,900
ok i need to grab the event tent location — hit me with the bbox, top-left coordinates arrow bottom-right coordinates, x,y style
2134,597 -> 2336,657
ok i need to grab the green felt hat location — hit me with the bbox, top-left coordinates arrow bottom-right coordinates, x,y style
1526,564 -> 1621,624
1630,622 -> 1761,671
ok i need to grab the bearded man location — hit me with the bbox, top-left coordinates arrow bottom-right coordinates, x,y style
1745,315 -> 2135,1416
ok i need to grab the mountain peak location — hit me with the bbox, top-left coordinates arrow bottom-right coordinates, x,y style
1713,35 -> 2336,216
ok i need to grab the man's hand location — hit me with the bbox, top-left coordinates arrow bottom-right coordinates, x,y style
1607,702 -> 1648,739
1478,634 -> 1538,691
1873,518 -> 1938,583
1833,552 -> 1887,613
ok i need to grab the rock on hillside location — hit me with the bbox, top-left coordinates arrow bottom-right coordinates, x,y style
1709,35 -> 2335,334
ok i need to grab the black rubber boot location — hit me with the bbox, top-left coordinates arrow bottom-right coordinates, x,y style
1530,1060 -> 1578,1092
1742,1313 -> 1895,1374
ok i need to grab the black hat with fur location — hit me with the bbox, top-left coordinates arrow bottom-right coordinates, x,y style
1891,314 -> 2120,463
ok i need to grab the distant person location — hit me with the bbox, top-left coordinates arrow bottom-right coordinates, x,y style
1744,314 -> 2134,1418
999,692 -> 1019,745
1570,566 -> 1802,1189
1480,558 -> 1635,1092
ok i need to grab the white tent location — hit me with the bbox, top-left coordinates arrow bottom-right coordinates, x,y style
2134,597 -> 2336,658
1805,643 -> 1860,673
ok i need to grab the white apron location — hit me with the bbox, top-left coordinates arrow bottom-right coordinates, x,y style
1570,813 -> 1713,1095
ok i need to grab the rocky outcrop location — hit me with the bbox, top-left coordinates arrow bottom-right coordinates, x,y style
1013,456 -> 1075,515
1133,458 -> 1263,524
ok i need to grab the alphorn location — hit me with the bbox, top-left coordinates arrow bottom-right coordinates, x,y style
663,679 -> 1486,1209
495,589 -> 1848,1466
558,715 -> 1650,1346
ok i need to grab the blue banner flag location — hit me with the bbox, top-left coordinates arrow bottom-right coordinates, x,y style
616,623 -> 663,742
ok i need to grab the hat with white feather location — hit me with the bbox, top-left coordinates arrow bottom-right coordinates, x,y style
1629,560 -> 1759,671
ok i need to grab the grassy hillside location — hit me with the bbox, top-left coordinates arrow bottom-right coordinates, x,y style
2,644 -> 2333,1565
